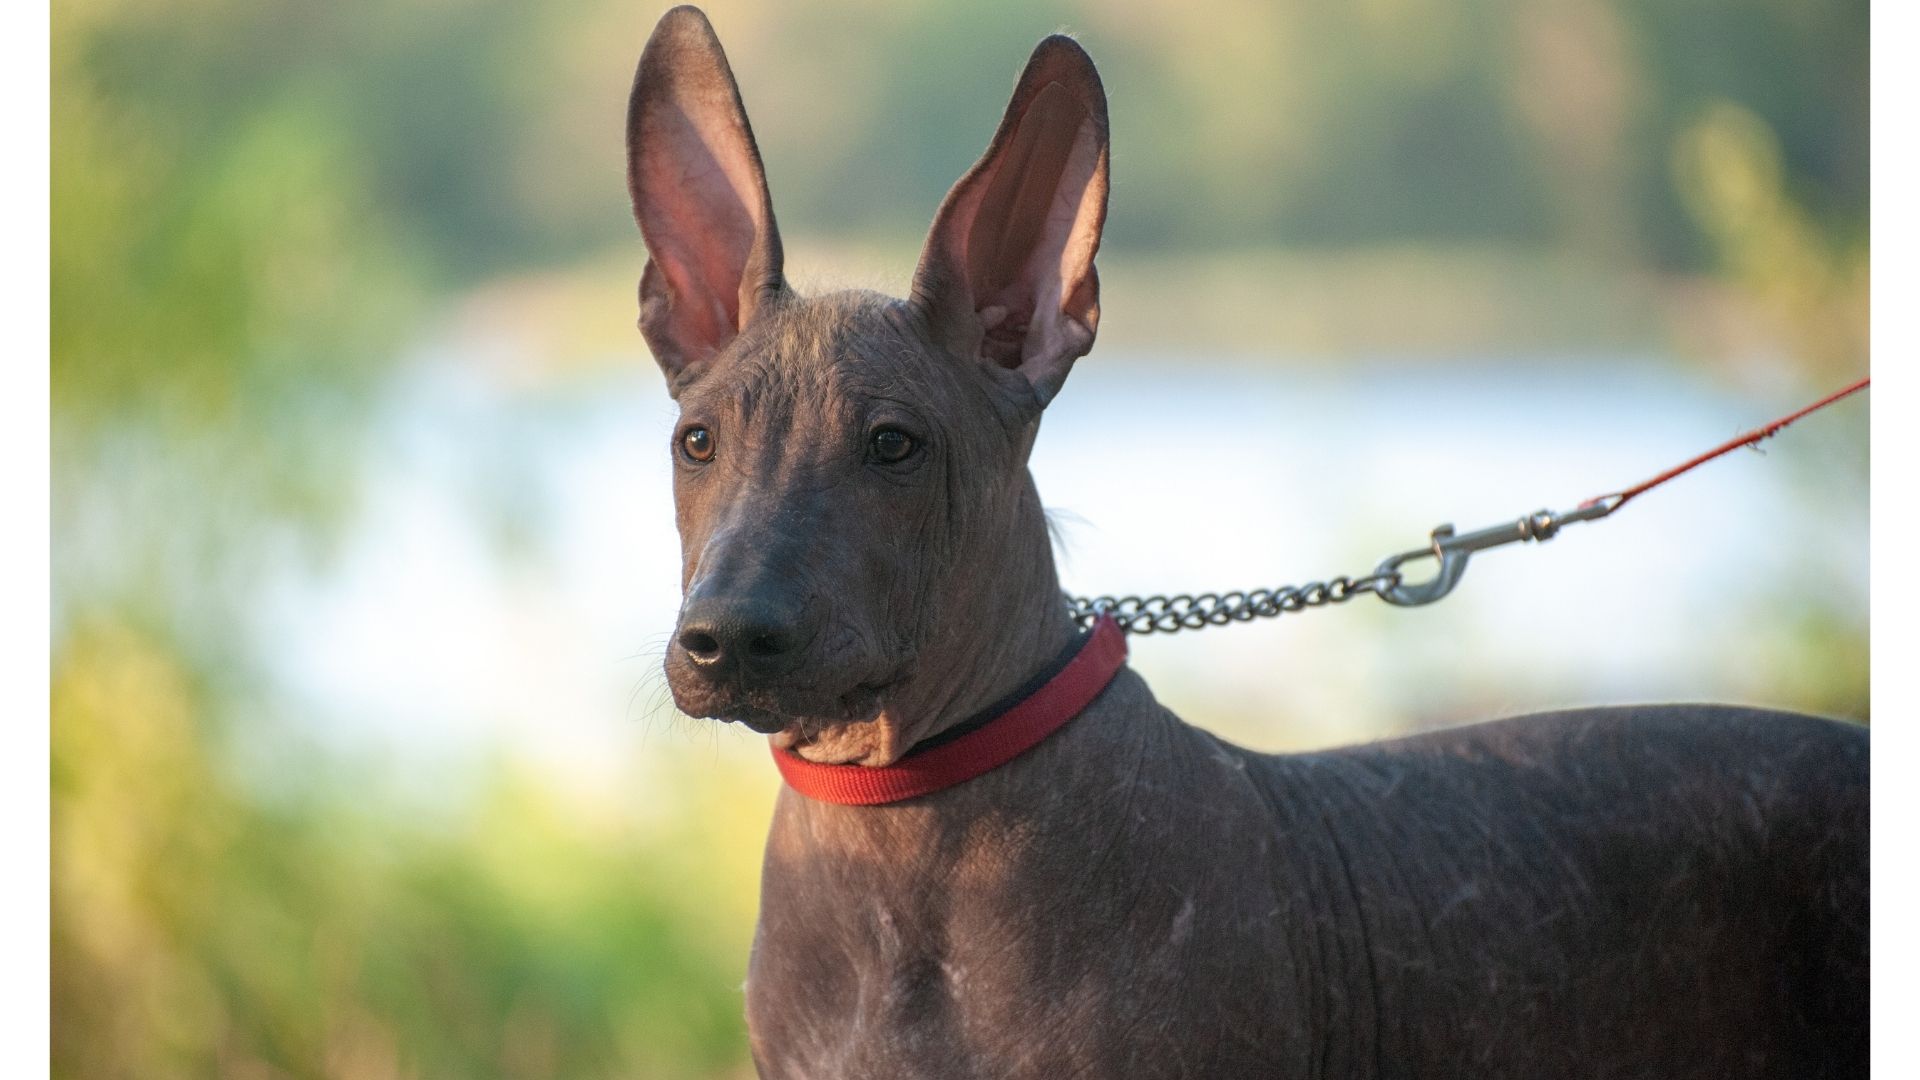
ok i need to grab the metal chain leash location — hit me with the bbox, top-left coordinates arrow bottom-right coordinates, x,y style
1066,569 -> 1404,635
1065,375 -> 1868,638
1066,498 -> 1627,635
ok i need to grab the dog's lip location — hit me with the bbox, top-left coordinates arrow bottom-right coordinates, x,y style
728,708 -> 789,735
713,674 -> 904,737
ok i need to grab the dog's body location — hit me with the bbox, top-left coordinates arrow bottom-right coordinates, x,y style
752,692 -> 1866,1078
623,8 -> 1868,1077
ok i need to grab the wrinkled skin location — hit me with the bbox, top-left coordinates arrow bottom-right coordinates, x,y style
660,295 -> 1065,767
752,696 -> 1865,1079
624,8 -> 1869,1078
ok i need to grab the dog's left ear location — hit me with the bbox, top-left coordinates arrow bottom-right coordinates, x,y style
911,35 -> 1110,406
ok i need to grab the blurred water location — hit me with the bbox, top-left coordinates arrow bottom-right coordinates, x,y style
258,347 -> 1870,796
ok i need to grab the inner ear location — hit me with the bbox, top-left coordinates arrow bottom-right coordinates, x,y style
966,82 -> 1105,369
626,6 -> 786,387
911,35 -> 1110,406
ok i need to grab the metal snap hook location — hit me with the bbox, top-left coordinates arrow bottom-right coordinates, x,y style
1375,525 -> 1474,607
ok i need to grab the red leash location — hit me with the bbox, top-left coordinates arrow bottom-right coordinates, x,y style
1373,374 -> 1870,607
1583,375 -> 1871,511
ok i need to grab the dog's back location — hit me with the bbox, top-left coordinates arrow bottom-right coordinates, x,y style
1240,705 -> 1868,1077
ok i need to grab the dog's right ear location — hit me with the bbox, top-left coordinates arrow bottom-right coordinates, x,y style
627,5 -> 785,391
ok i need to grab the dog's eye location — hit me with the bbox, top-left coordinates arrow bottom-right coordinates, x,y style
681,426 -> 714,463
870,427 -> 915,464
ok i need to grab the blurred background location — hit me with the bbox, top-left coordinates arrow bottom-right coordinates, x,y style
51,1 -> 1868,1076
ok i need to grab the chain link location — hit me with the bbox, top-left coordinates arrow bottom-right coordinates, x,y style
1066,569 -> 1404,636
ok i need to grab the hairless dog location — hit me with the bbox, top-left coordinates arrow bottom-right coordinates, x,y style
624,7 -> 1868,1076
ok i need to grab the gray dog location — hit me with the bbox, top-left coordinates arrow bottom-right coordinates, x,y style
624,7 -> 1869,1077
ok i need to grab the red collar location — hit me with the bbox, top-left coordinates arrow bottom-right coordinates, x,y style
770,616 -> 1128,806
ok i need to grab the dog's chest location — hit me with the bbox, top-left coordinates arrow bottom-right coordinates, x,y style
745,927 -> 1171,1080
742,851 -> 1308,1079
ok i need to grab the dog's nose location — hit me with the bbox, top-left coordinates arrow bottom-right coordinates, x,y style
675,599 -> 808,681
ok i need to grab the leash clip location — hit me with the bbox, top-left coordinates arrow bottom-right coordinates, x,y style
1374,499 -> 1619,607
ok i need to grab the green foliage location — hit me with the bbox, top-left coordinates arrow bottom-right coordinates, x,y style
54,4 -> 417,428
1673,100 -> 1869,381
53,623 -> 762,1080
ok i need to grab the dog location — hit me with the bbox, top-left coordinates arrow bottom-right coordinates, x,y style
623,7 -> 1868,1076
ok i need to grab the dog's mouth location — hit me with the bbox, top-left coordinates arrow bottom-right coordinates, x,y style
725,707 -> 792,736
681,675 -> 900,738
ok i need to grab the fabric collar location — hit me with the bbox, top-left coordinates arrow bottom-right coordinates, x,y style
770,616 -> 1128,806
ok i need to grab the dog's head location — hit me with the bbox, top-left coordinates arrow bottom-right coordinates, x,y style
626,7 -> 1109,765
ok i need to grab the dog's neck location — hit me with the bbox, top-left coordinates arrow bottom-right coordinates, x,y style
764,657 -> 1170,866
759,468 -> 1166,862
911,470 -> 1081,732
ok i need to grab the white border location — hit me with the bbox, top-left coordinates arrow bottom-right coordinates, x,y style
10,0 -> 52,1075
1870,0 -> 1909,1072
